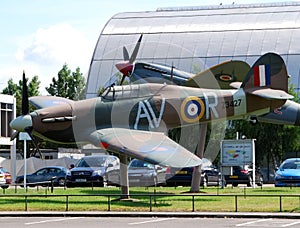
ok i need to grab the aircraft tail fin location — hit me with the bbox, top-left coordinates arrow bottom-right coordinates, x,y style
242,53 -> 288,91
241,52 -> 292,100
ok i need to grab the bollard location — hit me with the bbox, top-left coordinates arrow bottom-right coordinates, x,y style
192,195 -> 195,212
149,195 -> 152,212
66,195 -> 69,211
235,195 -> 238,212
108,195 -> 111,211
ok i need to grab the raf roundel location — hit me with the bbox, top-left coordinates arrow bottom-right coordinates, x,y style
180,96 -> 205,123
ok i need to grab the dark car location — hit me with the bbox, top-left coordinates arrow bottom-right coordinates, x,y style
224,165 -> 264,187
0,167 -> 12,189
67,155 -> 120,187
15,166 -> 70,187
128,159 -> 166,187
165,158 -> 221,187
275,158 -> 300,187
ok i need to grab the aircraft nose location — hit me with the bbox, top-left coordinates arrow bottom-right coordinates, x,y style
9,114 -> 32,132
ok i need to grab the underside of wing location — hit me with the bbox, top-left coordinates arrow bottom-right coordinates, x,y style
185,60 -> 250,89
88,128 -> 202,168
245,88 -> 293,100
29,96 -> 74,109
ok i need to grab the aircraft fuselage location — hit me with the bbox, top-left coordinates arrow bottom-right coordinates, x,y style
30,83 -> 285,144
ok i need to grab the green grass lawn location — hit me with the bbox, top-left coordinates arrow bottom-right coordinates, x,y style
0,186 -> 299,212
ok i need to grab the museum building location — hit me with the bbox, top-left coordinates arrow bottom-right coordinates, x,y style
87,1 -> 300,98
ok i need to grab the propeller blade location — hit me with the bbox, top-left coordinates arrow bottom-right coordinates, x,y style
120,75 -> 126,85
129,34 -> 143,63
171,63 -> 174,82
22,71 -> 29,115
10,131 -> 19,141
123,47 -> 129,61
25,127 -> 43,159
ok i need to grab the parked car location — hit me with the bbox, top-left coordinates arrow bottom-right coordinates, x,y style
165,158 -> 221,187
128,159 -> 166,186
0,167 -> 12,189
224,165 -> 264,187
67,155 -> 120,187
15,166 -> 70,187
275,158 -> 300,187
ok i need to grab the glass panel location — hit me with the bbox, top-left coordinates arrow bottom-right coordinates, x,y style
247,31 -> 265,56
275,29 -> 293,54
93,36 -> 109,60
233,31 -> 252,56
206,32 -> 225,57
289,29 -> 300,54
286,55 -> 300,91
261,30 -> 279,53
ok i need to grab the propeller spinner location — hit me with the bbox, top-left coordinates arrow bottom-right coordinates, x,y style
115,34 -> 143,85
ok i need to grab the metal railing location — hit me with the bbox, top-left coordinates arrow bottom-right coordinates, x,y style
0,193 -> 299,212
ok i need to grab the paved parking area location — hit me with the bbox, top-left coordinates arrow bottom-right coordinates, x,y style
1,217 -> 300,228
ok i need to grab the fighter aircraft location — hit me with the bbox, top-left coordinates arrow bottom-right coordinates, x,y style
113,34 -> 300,127
10,52 -> 292,168
114,35 -> 299,126
128,58 -> 300,126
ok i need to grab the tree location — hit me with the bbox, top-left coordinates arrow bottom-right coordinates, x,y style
2,75 -> 40,116
46,64 -> 86,100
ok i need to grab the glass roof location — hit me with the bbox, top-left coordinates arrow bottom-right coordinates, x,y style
87,2 -> 300,98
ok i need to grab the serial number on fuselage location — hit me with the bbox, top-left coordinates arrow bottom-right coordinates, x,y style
222,99 -> 242,108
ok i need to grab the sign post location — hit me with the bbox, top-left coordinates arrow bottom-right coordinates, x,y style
221,139 -> 256,187
19,132 -> 31,189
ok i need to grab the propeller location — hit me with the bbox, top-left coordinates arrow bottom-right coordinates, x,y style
21,70 -> 29,115
10,71 -> 43,159
115,34 -> 143,85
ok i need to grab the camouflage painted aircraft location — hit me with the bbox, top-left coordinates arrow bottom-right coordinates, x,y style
10,52 -> 292,168
129,57 -> 300,126
113,34 -> 300,126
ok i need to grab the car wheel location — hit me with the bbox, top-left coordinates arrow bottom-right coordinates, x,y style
153,177 -> 158,187
257,176 -> 263,187
58,178 -> 66,187
20,179 -> 25,188
1,184 -> 9,189
102,175 -> 108,187
202,176 -> 208,188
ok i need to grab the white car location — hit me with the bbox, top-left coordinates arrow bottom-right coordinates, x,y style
0,173 -> 6,185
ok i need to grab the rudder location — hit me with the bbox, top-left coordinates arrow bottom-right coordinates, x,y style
242,53 -> 289,92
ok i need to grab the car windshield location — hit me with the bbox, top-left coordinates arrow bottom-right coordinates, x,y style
0,167 -> 8,173
76,157 -> 107,167
281,160 -> 300,169
129,160 -> 154,169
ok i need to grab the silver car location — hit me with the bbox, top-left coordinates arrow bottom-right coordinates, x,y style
128,159 -> 166,187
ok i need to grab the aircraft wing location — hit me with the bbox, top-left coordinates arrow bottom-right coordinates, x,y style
185,60 -> 250,89
29,96 -> 74,109
88,128 -> 202,168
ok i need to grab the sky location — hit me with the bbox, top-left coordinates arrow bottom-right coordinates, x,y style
0,0 -> 285,94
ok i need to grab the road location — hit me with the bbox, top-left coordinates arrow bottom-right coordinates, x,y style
1,217 -> 300,228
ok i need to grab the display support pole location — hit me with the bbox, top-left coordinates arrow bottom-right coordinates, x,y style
19,133 -> 31,190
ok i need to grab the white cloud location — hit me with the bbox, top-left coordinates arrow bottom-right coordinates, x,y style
20,23 -> 93,68
13,23 -> 94,95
